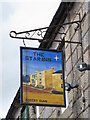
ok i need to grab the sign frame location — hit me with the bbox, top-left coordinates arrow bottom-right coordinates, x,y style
20,47 -> 66,107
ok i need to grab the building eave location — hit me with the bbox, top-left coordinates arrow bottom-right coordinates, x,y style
6,88 -> 21,118
39,2 -> 74,49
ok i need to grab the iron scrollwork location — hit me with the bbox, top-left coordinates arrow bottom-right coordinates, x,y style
9,27 -> 48,42
9,12 -> 86,45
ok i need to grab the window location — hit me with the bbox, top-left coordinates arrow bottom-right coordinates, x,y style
61,84 -> 63,88
40,78 -> 42,84
32,79 -> 35,84
39,73 -> 42,76
61,75 -> 63,79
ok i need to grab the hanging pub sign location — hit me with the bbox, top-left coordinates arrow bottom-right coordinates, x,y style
20,47 -> 66,107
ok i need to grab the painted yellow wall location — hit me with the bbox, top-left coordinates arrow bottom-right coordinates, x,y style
30,67 -> 63,92
40,71 -> 45,87
52,74 -> 63,92
35,70 -> 40,85
44,67 -> 55,88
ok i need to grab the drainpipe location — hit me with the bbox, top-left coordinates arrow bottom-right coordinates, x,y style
26,105 -> 29,120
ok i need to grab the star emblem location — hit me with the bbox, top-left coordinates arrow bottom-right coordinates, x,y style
54,55 -> 59,61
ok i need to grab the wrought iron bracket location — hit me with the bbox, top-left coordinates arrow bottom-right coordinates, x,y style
9,12 -> 86,46
10,27 -> 48,42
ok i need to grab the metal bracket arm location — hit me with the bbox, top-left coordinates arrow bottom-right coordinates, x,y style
9,12 -> 86,45
9,20 -> 81,40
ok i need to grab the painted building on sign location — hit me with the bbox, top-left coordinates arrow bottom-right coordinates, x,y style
6,1 -> 90,119
30,67 -> 55,88
52,70 -> 63,92
30,67 -> 63,92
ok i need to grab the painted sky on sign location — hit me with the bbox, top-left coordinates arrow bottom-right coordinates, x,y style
22,49 -> 62,76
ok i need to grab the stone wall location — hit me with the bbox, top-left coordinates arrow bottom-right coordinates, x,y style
35,1 -> 90,119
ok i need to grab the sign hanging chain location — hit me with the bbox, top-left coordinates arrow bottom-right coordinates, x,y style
23,39 -> 26,47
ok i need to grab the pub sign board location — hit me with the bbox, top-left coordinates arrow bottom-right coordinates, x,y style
20,47 -> 66,107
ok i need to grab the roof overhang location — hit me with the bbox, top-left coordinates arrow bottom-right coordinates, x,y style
6,88 -> 21,118
39,2 -> 74,49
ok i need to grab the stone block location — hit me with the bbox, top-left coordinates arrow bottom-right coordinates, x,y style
39,106 -> 45,115
70,24 -> 76,38
40,107 -> 54,118
72,97 -> 85,118
78,113 -> 84,118
82,107 -> 90,118
66,72 -> 72,84
55,107 -> 61,118
65,44 -> 71,61
68,90 -> 74,103
82,12 -> 90,38
80,71 -> 89,90
83,29 -> 90,52
70,2 -> 83,21
29,106 -> 36,118
72,49 -> 78,67
65,30 -> 70,48
59,106 -> 72,118
72,31 -> 79,43
73,89 -> 80,102
66,57 -> 72,76
69,113 -> 76,118
84,87 -> 90,109
73,66 -> 80,81
49,109 -> 57,118
82,2 -> 89,18
77,45 -> 82,60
